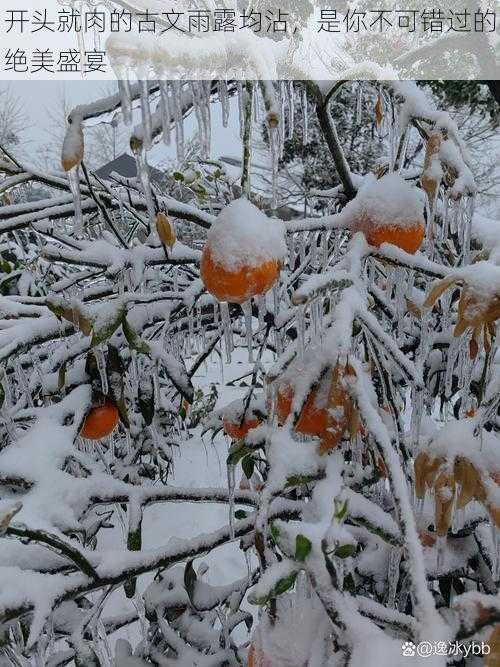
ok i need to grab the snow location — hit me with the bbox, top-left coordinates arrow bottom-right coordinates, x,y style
343,173 -> 425,231
205,198 -> 286,270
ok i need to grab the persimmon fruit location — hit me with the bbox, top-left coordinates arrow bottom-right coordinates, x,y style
223,416 -> 261,440
359,218 -> 425,255
274,365 -> 356,454
201,245 -> 280,304
80,401 -> 119,440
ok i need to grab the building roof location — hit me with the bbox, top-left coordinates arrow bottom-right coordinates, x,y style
95,153 -> 165,185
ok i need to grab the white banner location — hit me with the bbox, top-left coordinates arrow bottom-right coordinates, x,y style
0,0 -> 498,80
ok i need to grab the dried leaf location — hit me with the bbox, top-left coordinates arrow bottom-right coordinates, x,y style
374,95 -> 383,129
406,298 -> 421,320
156,212 -> 176,249
434,471 -> 455,537
423,277 -> 458,309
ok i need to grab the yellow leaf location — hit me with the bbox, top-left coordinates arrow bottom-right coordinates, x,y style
156,212 -> 176,249
423,276 -> 458,309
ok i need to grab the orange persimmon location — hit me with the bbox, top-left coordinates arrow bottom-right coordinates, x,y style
201,246 -> 280,304
80,401 -> 119,440
274,365 -> 356,454
223,416 -> 262,440
360,219 -> 425,255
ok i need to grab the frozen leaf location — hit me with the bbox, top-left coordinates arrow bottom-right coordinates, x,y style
122,316 -> 151,355
156,212 -> 176,249
0,501 -> 22,535
295,534 -> 312,562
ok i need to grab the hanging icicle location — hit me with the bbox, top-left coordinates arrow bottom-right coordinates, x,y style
171,80 -> 185,163
139,80 -> 153,150
218,80 -> 230,128
158,80 -> 172,145
118,78 -> 133,126
241,300 -> 254,363
130,136 -> 156,226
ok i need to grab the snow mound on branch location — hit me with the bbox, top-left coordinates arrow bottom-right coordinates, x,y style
346,173 -> 425,230
206,199 -> 286,270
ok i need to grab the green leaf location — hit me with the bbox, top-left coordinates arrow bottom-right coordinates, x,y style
274,572 -> 297,596
334,544 -> 356,559
235,510 -> 247,520
269,523 -> 280,544
334,499 -> 349,522
226,440 -> 250,466
242,454 -> 255,480
295,534 -> 312,562
91,307 -> 124,347
173,171 -> 184,181
122,316 -> 151,355
285,474 -> 317,488
184,560 -> 197,603
249,571 -> 297,606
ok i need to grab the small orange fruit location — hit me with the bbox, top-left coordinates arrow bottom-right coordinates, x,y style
201,246 -> 280,304
200,199 -> 285,304
350,173 -> 425,254
361,221 -> 425,255
80,401 -> 119,440
223,416 -> 261,440
275,365 -> 355,453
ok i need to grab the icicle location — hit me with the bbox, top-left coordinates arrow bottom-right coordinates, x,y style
386,547 -> 402,608
200,80 -> 212,157
436,536 -> 446,572
241,300 -> 254,363
94,345 -> 109,395
139,80 -> 153,150
409,386 -> 424,448
227,462 -> 236,539
492,526 -> 499,580
117,78 -> 133,125
269,123 -> 280,211
67,166 -> 84,235
218,80 -> 230,128
257,293 -> 266,334
355,82 -> 363,125
131,140 -> 156,225
302,86 -> 308,144
237,82 -> 244,138
444,336 -> 461,398
172,80 -> 185,163
287,81 -> 295,139
152,361 -> 161,409
220,301 -> 233,363
296,304 -> 306,359
14,361 -> 34,408
158,80 -> 172,145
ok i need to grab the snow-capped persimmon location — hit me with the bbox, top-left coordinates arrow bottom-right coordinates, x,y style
223,416 -> 261,440
80,401 -> 119,440
348,173 -> 426,255
200,199 -> 285,304
274,363 -> 358,454
222,397 -> 264,440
